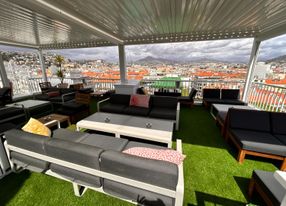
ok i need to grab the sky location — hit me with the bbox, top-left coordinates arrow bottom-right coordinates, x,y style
1,34 -> 286,63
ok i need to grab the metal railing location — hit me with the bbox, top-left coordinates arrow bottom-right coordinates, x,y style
248,82 -> 286,112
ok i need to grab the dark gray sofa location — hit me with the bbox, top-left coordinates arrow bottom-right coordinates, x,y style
225,108 -> 286,170
249,170 -> 286,206
4,128 -> 184,206
203,88 -> 246,108
98,93 -> 180,130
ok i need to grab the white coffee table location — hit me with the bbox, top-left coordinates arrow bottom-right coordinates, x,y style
76,112 -> 174,148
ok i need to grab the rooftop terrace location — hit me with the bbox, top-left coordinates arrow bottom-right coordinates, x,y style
0,102 -> 277,205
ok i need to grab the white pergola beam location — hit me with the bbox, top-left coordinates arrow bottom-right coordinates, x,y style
33,0 -> 123,45
118,45 -> 127,83
242,38 -> 261,102
0,40 -> 38,49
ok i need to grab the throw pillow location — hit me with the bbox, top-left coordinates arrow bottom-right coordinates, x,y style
123,147 -> 185,165
129,94 -> 150,108
22,118 -> 51,137
47,91 -> 60,97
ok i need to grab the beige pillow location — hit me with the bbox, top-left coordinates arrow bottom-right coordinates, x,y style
22,118 -> 51,137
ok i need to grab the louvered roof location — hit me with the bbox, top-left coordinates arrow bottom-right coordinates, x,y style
1,0 -> 286,49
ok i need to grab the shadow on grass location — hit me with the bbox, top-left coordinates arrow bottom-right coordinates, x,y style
0,170 -> 30,205
188,191 -> 245,206
233,176 -> 250,200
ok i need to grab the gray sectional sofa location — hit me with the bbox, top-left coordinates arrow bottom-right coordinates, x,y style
4,128 -> 184,206
98,93 -> 180,130
225,108 -> 286,170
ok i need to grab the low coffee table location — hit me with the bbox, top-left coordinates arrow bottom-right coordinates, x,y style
38,113 -> 71,128
76,112 -> 174,148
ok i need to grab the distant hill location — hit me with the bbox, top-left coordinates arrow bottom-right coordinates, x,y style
134,56 -> 178,65
134,56 -> 231,64
266,55 -> 286,63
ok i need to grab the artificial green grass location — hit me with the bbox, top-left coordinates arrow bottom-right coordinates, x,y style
0,106 -> 277,205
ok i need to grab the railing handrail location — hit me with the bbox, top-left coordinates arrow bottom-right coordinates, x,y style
251,82 -> 286,90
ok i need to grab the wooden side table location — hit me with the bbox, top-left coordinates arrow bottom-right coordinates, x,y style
38,113 -> 71,128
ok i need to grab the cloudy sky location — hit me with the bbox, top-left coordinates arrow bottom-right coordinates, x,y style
1,34 -> 286,63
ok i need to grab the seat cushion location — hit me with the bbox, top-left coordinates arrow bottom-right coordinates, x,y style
50,163 -> 101,188
149,107 -> 176,120
203,98 -> 223,104
271,112 -> 286,135
103,179 -> 174,206
79,134 -> 128,151
151,96 -> 177,109
100,103 -> 127,114
34,94 -> 50,101
253,170 -> 285,206
52,128 -> 89,142
109,94 -> 130,105
228,109 -> 271,132
11,151 -> 49,173
123,106 -> 150,116
230,129 -> 286,156
61,102 -> 87,110
219,99 -> 246,105
274,135 -> 286,145
50,95 -> 74,103
100,150 -> 178,190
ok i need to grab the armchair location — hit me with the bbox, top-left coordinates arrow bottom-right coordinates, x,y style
0,87 -> 12,106
177,88 -> 197,107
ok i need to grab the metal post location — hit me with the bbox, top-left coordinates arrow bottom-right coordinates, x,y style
242,38 -> 261,102
0,54 -> 10,87
38,49 -> 48,82
118,45 -> 127,83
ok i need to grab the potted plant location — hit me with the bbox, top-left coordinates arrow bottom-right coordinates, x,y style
54,55 -> 66,87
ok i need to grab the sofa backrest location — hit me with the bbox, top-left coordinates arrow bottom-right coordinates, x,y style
45,138 -> 103,169
189,88 -> 198,99
151,96 -> 177,109
5,129 -> 48,155
228,109 -> 271,132
203,89 -> 220,99
109,93 -> 131,105
100,150 -> 178,190
271,112 -> 286,135
221,89 -> 240,100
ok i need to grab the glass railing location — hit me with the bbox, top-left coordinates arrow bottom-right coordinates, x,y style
247,82 -> 286,112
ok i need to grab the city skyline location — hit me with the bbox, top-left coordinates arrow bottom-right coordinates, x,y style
0,34 -> 286,63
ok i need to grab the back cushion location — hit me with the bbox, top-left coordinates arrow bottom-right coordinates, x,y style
221,89 -> 240,100
228,109 -> 271,132
5,129 -> 48,154
151,96 -> 177,109
203,89 -> 220,99
110,94 -> 130,105
271,112 -> 286,135
45,138 -> 103,169
189,88 -> 198,99
100,150 -> 178,190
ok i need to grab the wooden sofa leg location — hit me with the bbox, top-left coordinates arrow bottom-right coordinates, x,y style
238,150 -> 246,163
248,178 -> 255,198
281,158 -> 286,171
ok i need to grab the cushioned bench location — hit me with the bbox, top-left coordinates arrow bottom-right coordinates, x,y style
98,93 -> 180,130
225,108 -> 286,170
203,89 -> 246,108
249,170 -> 286,206
4,128 -> 184,206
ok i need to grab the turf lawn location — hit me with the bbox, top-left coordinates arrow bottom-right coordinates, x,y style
0,105 -> 277,206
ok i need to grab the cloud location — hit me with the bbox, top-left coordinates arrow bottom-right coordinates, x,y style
1,33 -> 286,63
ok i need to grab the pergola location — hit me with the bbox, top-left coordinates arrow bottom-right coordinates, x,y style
1,0 -> 286,101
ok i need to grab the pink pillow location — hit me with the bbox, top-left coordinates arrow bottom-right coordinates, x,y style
123,147 -> 185,165
129,94 -> 150,108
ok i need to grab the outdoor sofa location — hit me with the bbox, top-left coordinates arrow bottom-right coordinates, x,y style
225,108 -> 286,170
97,93 -> 180,130
202,88 -> 246,108
249,170 -> 286,206
3,128 -> 184,206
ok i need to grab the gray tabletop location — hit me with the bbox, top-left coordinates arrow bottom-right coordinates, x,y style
82,112 -> 173,132
7,100 -> 51,109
